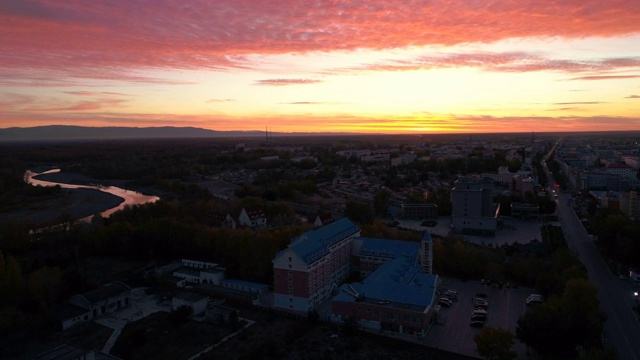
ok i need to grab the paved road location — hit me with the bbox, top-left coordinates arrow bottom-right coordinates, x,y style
545,146 -> 640,359
556,190 -> 640,359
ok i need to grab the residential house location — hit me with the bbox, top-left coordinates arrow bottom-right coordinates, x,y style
206,304 -> 240,325
238,205 -> 267,228
312,213 -> 334,227
212,212 -> 237,229
66,282 -> 131,326
173,292 -> 209,316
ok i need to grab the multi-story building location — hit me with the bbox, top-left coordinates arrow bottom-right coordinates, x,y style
605,163 -> 635,179
512,175 -> 535,196
420,231 -> 433,274
351,237 -> 420,278
451,177 -> 499,236
272,218 -> 360,313
620,191 -> 640,220
399,203 -> 438,220
331,257 -> 440,337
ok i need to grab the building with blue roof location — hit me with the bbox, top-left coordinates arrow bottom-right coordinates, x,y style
219,278 -> 269,294
331,257 -> 440,337
272,217 -> 360,313
352,237 -> 421,278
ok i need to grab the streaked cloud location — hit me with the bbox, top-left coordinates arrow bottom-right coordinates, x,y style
281,102 -> 347,105
626,95 -> 640,99
553,102 -> 605,105
206,98 -> 236,103
29,99 -> 129,112
339,52 -> 640,74
568,75 -> 640,81
63,91 -> 129,97
255,79 -> 322,86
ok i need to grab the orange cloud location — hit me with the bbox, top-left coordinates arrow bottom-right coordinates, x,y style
29,99 -> 129,112
2,110 -> 639,134
2,0 -> 640,80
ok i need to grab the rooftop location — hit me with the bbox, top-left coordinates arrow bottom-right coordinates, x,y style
32,344 -> 88,360
219,278 -> 269,290
78,281 -> 130,304
174,292 -> 208,302
334,257 -> 438,309
280,217 -> 359,264
358,237 -> 419,259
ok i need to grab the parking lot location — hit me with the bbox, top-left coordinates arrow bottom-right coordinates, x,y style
424,278 -> 535,359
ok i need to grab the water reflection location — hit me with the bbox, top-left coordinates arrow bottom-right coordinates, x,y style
25,169 -> 160,221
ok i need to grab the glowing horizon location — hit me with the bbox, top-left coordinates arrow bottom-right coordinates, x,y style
2,1 -> 640,134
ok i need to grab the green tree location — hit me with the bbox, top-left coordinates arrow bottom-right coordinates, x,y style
474,327 -> 517,360
344,201 -> 374,225
373,189 -> 391,216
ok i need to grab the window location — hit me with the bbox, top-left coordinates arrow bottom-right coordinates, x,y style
289,257 -> 292,261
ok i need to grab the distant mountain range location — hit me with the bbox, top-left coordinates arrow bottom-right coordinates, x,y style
0,125 -> 274,142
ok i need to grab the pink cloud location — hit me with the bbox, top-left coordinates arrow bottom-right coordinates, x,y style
63,91 -> 129,96
29,99 -> 129,112
568,75 -> 640,81
255,79 -> 322,86
2,0 -> 639,80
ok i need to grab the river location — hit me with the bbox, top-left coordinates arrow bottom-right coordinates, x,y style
25,169 -> 160,222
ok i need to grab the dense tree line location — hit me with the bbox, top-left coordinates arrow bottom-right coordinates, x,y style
592,207 -> 640,273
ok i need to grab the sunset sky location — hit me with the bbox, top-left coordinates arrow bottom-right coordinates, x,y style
2,0 -> 640,134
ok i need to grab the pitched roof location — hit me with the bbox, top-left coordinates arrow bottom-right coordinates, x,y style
279,217 -> 359,264
242,205 -> 265,218
78,281 -> 130,304
358,237 -> 419,260
334,257 -> 438,309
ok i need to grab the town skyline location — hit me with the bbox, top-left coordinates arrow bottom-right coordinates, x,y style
2,0 -> 640,134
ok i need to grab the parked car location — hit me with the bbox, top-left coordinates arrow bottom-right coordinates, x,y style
526,294 -> 544,305
470,320 -> 485,327
473,299 -> 488,307
471,314 -> 486,321
439,297 -> 453,307
446,292 -> 458,301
